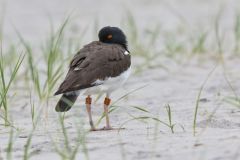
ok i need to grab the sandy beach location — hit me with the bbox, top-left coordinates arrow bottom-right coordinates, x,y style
0,0 -> 240,160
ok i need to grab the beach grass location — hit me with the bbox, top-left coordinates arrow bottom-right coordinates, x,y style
49,114 -> 89,160
16,17 -> 71,101
0,52 -> 25,126
0,5 -> 240,159
193,66 -> 217,136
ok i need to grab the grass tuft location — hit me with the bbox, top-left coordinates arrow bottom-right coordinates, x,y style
49,114 -> 89,160
0,52 -> 25,126
193,66 -> 217,136
17,16 -> 71,101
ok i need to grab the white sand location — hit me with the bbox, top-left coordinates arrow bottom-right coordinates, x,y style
0,0 -> 240,160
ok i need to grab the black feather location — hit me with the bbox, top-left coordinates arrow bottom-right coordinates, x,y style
55,92 -> 79,112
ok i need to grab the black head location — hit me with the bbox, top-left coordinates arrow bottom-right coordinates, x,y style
98,26 -> 128,50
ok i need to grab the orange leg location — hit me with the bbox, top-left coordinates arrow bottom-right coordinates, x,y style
103,97 -> 112,130
85,95 -> 96,131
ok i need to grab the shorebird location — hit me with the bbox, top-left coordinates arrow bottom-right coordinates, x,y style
54,26 -> 131,131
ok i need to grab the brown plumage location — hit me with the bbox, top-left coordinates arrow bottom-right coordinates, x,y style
55,41 -> 131,95
55,26 -> 131,130
55,41 -> 130,112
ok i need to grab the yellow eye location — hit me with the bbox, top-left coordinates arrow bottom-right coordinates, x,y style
107,34 -> 112,39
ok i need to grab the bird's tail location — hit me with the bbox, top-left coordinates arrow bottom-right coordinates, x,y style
55,92 -> 79,112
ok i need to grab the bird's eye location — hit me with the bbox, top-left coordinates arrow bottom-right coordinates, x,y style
107,34 -> 112,39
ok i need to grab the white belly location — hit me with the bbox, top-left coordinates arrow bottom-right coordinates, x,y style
83,66 -> 131,96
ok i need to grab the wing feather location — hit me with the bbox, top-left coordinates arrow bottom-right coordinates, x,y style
54,41 -> 130,95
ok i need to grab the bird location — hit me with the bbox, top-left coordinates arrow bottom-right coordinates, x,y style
54,26 -> 131,131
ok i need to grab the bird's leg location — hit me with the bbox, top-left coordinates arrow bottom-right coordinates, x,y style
103,96 -> 112,130
85,95 -> 96,131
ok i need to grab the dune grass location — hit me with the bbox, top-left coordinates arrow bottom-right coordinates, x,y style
234,12 -> 240,53
6,127 -> 15,160
122,11 -> 166,73
223,97 -> 240,108
22,107 -> 43,160
16,17 -> 70,101
49,114 -> 89,160
165,104 -> 175,133
0,52 -> 25,126
214,8 -> 224,60
114,103 -> 178,134
193,66 -> 217,136
14,16 -> 77,123
1,6 -> 240,159
29,92 -> 36,128
0,12 -> 25,127
191,31 -> 208,55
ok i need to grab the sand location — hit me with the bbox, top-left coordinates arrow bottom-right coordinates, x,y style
0,0 -> 240,160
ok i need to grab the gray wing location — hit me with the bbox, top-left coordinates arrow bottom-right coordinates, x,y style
54,42 -> 131,95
